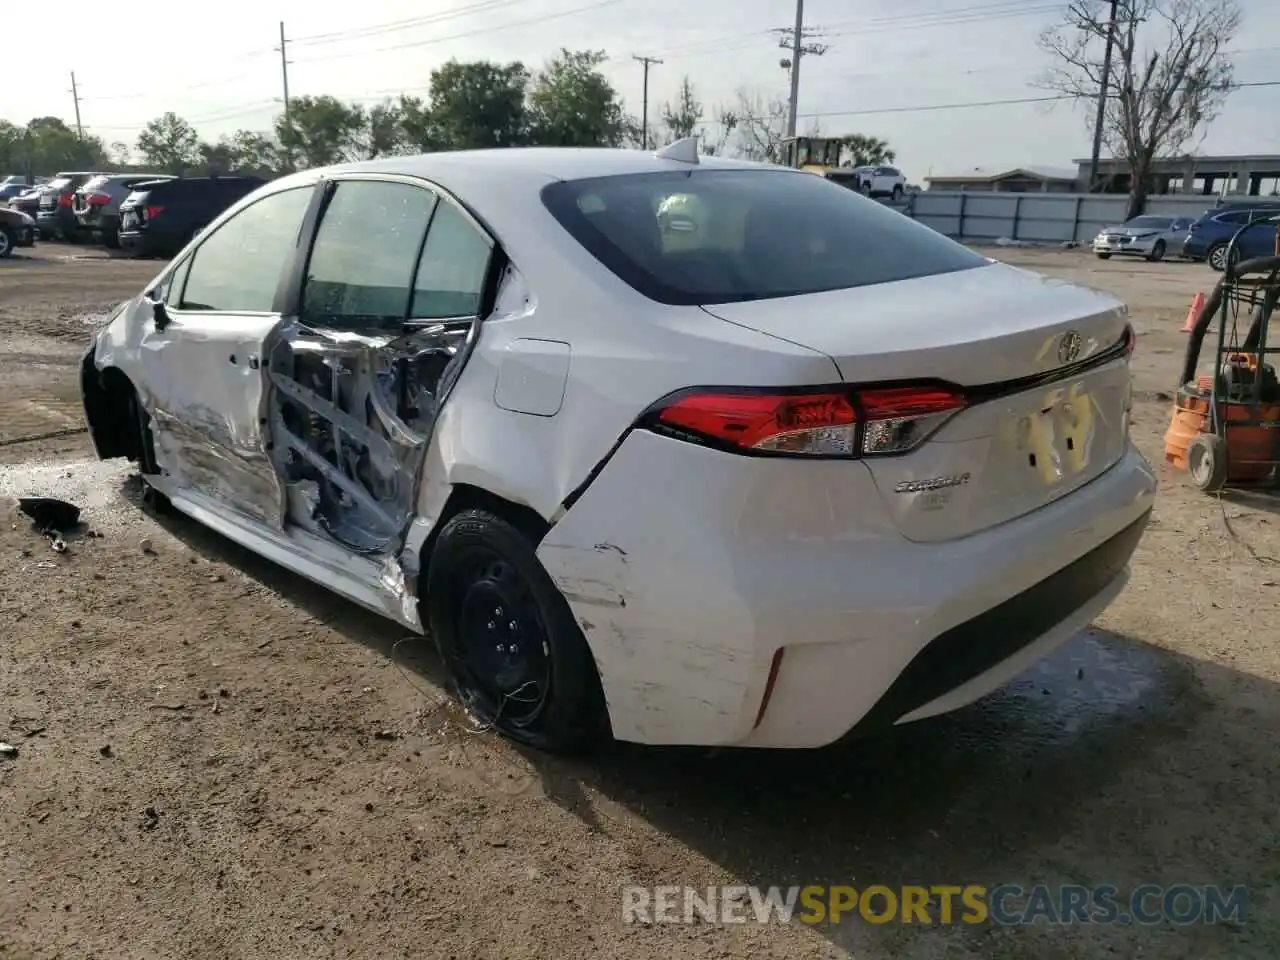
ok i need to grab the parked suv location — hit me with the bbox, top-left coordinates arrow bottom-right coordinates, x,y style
0,182 -> 33,203
853,165 -> 908,201
1183,201 -> 1280,271
37,172 -> 106,240
118,175 -> 266,257
73,173 -> 172,248
9,184 -> 48,221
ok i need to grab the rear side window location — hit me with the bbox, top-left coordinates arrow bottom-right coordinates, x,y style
411,200 -> 493,319
302,180 -> 437,331
541,169 -> 986,306
180,186 -> 313,312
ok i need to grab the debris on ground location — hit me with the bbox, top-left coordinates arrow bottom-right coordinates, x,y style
11,496 -> 82,554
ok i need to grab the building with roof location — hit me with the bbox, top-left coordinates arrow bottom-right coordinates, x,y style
924,166 -> 1081,193
1072,153 -> 1280,196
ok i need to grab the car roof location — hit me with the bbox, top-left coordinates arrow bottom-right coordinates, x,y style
317,146 -> 773,189
255,147 -> 795,289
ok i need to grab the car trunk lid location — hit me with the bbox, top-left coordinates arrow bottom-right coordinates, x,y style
700,262 -> 1134,542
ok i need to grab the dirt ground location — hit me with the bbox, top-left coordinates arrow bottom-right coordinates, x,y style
0,242 -> 1277,960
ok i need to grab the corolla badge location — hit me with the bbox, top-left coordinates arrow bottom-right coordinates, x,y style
1057,329 -> 1083,365
894,473 -> 971,494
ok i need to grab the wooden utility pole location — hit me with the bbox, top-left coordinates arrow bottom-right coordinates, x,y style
278,22 -> 292,126
1087,0 -> 1120,192
69,72 -> 83,139
633,55 -> 662,149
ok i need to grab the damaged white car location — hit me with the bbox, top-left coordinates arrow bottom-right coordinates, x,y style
81,141 -> 1156,753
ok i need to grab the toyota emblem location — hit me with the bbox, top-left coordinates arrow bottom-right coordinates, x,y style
1057,330 -> 1083,365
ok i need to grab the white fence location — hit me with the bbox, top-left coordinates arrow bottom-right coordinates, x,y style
893,191 -> 1225,244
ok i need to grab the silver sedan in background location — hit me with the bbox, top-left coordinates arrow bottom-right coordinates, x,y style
1093,215 -> 1193,262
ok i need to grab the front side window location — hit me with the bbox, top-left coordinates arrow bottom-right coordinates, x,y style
411,200 -> 494,319
541,169 -> 987,306
302,179 -> 438,332
180,186 -> 312,312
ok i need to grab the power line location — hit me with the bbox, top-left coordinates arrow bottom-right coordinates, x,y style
289,0 -> 628,65
287,0 -> 538,47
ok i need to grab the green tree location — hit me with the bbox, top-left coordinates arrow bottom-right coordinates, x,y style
18,118 -> 108,174
421,60 -> 530,150
837,134 -> 895,167
137,112 -> 200,174
275,95 -> 367,168
362,99 -> 412,158
527,49 -> 625,147
660,76 -> 703,145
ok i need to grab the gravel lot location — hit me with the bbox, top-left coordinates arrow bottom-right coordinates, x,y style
1,242 -> 1277,959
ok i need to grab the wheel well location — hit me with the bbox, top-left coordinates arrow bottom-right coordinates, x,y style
416,483 -> 552,590
83,361 -> 141,461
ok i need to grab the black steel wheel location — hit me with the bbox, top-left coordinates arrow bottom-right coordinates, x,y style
427,508 -> 606,753
1187,432 -> 1228,493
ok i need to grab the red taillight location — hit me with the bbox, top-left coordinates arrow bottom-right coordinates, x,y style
650,385 -> 966,457
57,193 -> 73,207
86,192 -> 111,206
145,205 -> 164,220
1122,323 -> 1136,359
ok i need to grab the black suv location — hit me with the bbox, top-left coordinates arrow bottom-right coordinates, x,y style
118,175 -> 267,257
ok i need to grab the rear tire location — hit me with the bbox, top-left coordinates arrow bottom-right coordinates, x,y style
1096,252 -> 1112,260
102,228 -> 120,250
0,227 -> 13,259
891,184 -> 904,202
426,508 -> 606,754
1187,433 -> 1228,492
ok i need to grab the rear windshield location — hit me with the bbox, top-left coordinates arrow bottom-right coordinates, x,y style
541,169 -> 986,305
47,177 -> 73,190
1126,216 -> 1171,228
82,175 -> 109,191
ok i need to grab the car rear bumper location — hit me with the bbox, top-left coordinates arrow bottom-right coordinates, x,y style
537,430 -> 1157,748
37,208 -> 77,234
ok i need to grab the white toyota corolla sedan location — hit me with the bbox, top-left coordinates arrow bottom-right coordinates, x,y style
80,141 -> 1156,753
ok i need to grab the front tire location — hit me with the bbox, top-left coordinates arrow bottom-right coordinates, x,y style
891,184 -> 904,202
1147,240 -> 1166,262
0,227 -> 13,258
1096,252 -> 1112,260
426,508 -> 606,753
1207,243 -> 1231,272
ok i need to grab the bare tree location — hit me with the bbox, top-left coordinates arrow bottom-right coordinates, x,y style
725,89 -> 790,164
1038,0 -> 1241,218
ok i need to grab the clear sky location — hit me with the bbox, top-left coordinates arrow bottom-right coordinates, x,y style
7,0 -> 1280,179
